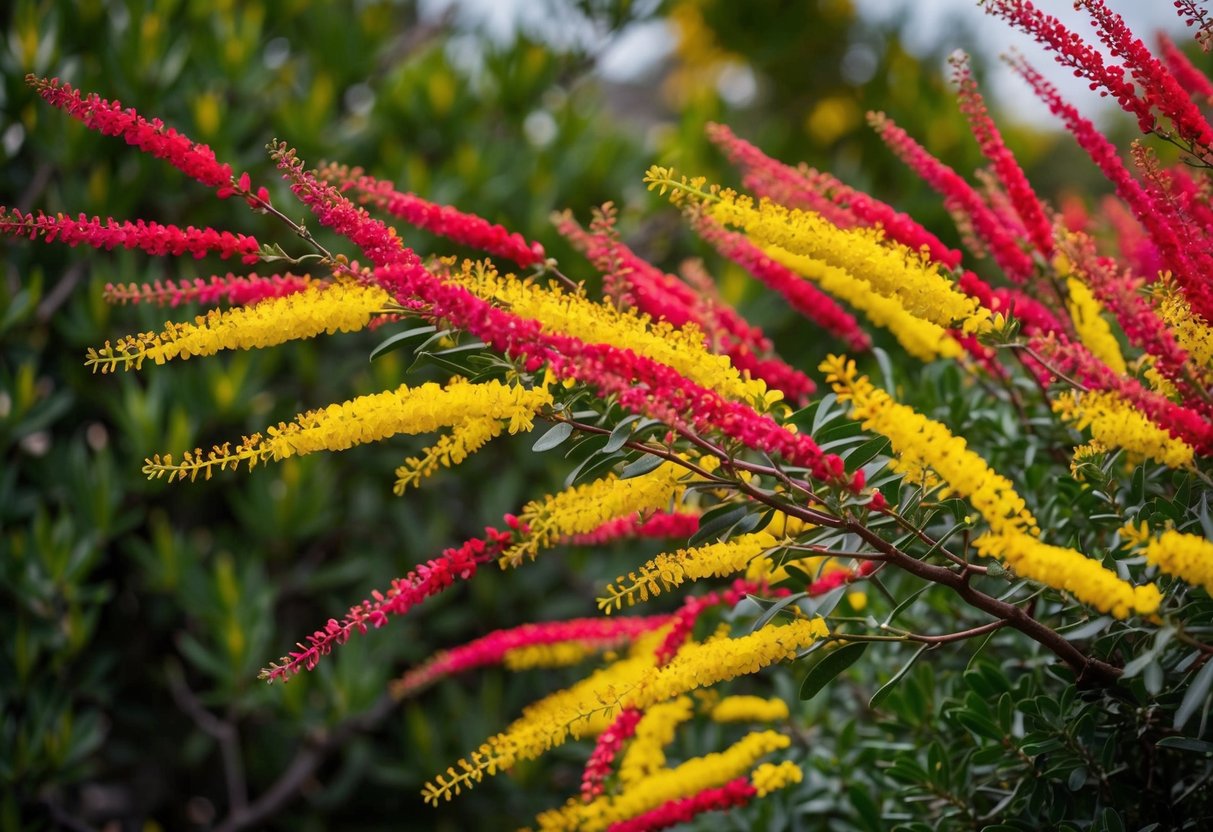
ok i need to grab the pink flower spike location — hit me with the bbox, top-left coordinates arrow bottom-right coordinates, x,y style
27,75 -> 238,196
258,526 -> 514,683
869,111 -> 1036,282
0,208 -> 260,264
1158,32 -> 1213,104
951,53 -> 1054,257
607,777 -> 758,832
393,614 -> 670,698
103,272 -> 316,308
321,163 -> 546,268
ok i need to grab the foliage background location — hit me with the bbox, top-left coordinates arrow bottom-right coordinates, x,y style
1,0 -> 1198,830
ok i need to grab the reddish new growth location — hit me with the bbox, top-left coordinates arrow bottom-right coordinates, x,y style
952,53 -> 1054,257
566,511 -> 701,547
321,164 -> 547,268
0,208 -> 260,264
869,111 -> 1036,282
392,614 -> 671,698
607,777 -> 758,832
705,121 -> 963,269
28,75 -> 248,196
1174,0 -> 1213,51
104,272 -> 314,307
258,526 -> 513,683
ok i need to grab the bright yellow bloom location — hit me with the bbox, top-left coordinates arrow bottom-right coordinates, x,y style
394,416 -> 505,493
502,461 -> 688,566
750,760 -> 804,798
973,532 -> 1161,619
598,531 -> 776,612
1136,529 -> 1213,596
766,245 -> 963,362
422,633 -> 664,805
617,697 -> 695,786
86,282 -> 391,372
644,166 -> 990,333
423,619 -> 825,805
709,694 -> 789,724
503,642 -> 597,671
1156,278 -> 1213,370
1065,277 -> 1127,375
454,260 -> 771,407
822,355 -> 1038,536
1053,390 -> 1194,469
536,730 -> 791,831
143,377 -> 553,482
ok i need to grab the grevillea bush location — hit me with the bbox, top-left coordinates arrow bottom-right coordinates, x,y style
8,0 -> 1213,829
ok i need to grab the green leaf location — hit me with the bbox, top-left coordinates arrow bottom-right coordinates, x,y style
602,416 -> 640,454
799,642 -> 868,700
532,422 -> 574,452
1174,658 -> 1213,730
1156,736 -> 1213,754
368,325 -> 436,361
750,592 -> 807,633
689,503 -> 749,546
870,643 -> 932,709
619,453 -> 665,479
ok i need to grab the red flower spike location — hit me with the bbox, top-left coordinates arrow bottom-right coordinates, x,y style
394,614 -> 671,698
28,75 -> 238,196
869,111 -> 1036,283
103,272 -> 315,308
706,122 -> 963,269
952,53 -> 1055,257
0,208 -> 260,264
606,777 -> 758,832
322,163 -> 546,268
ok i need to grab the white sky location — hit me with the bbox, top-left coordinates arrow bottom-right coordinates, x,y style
420,0 -> 1203,128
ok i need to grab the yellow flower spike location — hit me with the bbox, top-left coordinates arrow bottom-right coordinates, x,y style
144,377 -> 553,483
502,642 -> 597,671
452,260 -> 771,407
644,166 -> 989,334
973,532 -> 1161,619
501,461 -> 689,566
535,730 -> 792,832
1052,390 -> 1194,469
821,355 -> 1038,537
598,531 -> 777,612
86,282 -> 391,372
1135,529 -> 1213,596
709,694 -> 790,724
424,619 -> 826,807
394,417 -> 506,494
1064,277 -> 1127,375
1156,277 -> 1213,371
766,246 -> 962,362
617,697 -> 695,786
750,760 -> 804,798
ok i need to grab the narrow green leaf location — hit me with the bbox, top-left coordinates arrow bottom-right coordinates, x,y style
1156,736 -> 1213,754
602,417 -> 639,454
799,642 -> 869,700
1174,658 -> 1213,730
368,325 -> 436,362
870,643 -> 931,709
619,453 -> 664,479
532,422 -> 574,452
750,592 -> 807,633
